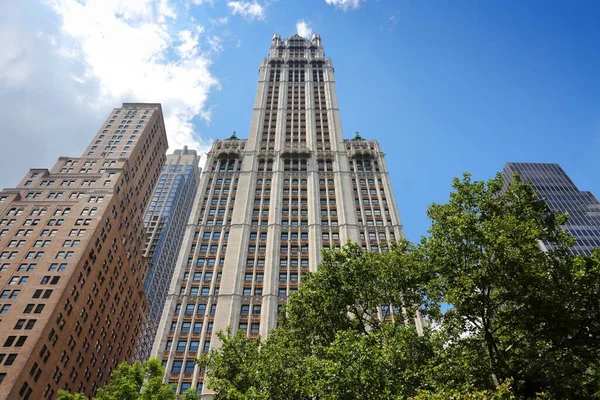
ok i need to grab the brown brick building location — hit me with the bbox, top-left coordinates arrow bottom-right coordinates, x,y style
0,103 -> 167,399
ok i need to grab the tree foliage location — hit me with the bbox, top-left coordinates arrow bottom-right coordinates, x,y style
201,172 -> 600,399
57,358 -> 198,400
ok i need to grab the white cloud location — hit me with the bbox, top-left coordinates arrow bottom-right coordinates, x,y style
325,0 -> 363,11
207,35 -> 224,54
227,1 -> 265,21
210,16 -> 229,25
40,0 -> 219,157
296,19 -> 312,38
0,23 -> 34,88
177,29 -> 201,59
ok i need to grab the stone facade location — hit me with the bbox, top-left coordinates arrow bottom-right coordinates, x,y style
151,34 -> 409,398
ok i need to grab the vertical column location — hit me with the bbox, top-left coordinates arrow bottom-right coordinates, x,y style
260,158 -> 283,335
307,156 -> 322,272
376,149 -> 404,239
247,60 -> 269,151
212,154 -> 255,338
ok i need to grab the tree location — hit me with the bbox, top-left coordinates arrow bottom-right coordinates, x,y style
57,358 -> 176,400
424,173 -> 600,398
201,241 -> 443,399
58,393 -> 89,400
200,172 -> 600,399
181,387 -> 199,400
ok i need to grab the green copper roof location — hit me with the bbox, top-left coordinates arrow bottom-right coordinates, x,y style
352,131 -> 365,141
227,131 -> 239,140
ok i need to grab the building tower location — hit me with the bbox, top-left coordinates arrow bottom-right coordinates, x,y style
135,148 -> 201,361
503,162 -> 600,256
0,103 -> 167,399
151,34 -> 406,397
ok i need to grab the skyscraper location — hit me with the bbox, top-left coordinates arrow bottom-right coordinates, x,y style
152,34 -> 406,397
135,148 -> 201,361
0,103 -> 167,399
503,162 -> 600,255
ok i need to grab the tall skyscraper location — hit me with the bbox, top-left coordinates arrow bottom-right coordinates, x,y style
503,162 -> 600,255
135,148 -> 201,361
0,103 -> 167,399
152,34 -> 406,397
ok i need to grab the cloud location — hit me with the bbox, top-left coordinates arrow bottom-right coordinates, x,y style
0,1 -> 105,188
207,35 -> 224,54
0,23 -> 34,88
227,1 -> 265,21
176,28 -> 201,59
296,19 -> 312,38
324,0 -> 363,11
210,16 -> 229,25
38,0 -> 219,159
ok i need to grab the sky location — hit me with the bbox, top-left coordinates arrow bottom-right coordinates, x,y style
0,0 -> 599,242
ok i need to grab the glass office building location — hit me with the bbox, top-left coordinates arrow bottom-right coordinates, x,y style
503,162 -> 600,255
135,147 -> 200,360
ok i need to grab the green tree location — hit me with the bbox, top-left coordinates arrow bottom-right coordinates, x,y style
201,241 -> 440,399
424,173 -> 600,398
57,393 -> 89,400
181,386 -> 199,400
200,172 -> 600,399
57,358 -> 176,400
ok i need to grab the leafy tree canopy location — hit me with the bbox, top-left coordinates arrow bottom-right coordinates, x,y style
201,173 -> 600,399
57,358 -> 198,400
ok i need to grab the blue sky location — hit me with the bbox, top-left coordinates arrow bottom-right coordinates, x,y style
1,0 -> 599,242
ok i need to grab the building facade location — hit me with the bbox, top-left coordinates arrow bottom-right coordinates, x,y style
135,148 -> 201,361
0,103 -> 167,399
503,162 -> 600,255
151,34 -> 407,397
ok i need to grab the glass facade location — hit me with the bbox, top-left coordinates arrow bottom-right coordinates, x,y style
503,162 -> 600,255
135,148 -> 200,360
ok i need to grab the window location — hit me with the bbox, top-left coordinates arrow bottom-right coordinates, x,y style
180,383 -> 192,394
55,251 -> 73,259
171,360 -> 182,373
185,360 -> 195,373
48,263 -> 67,272
4,354 -> 17,365
10,277 -> 28,285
